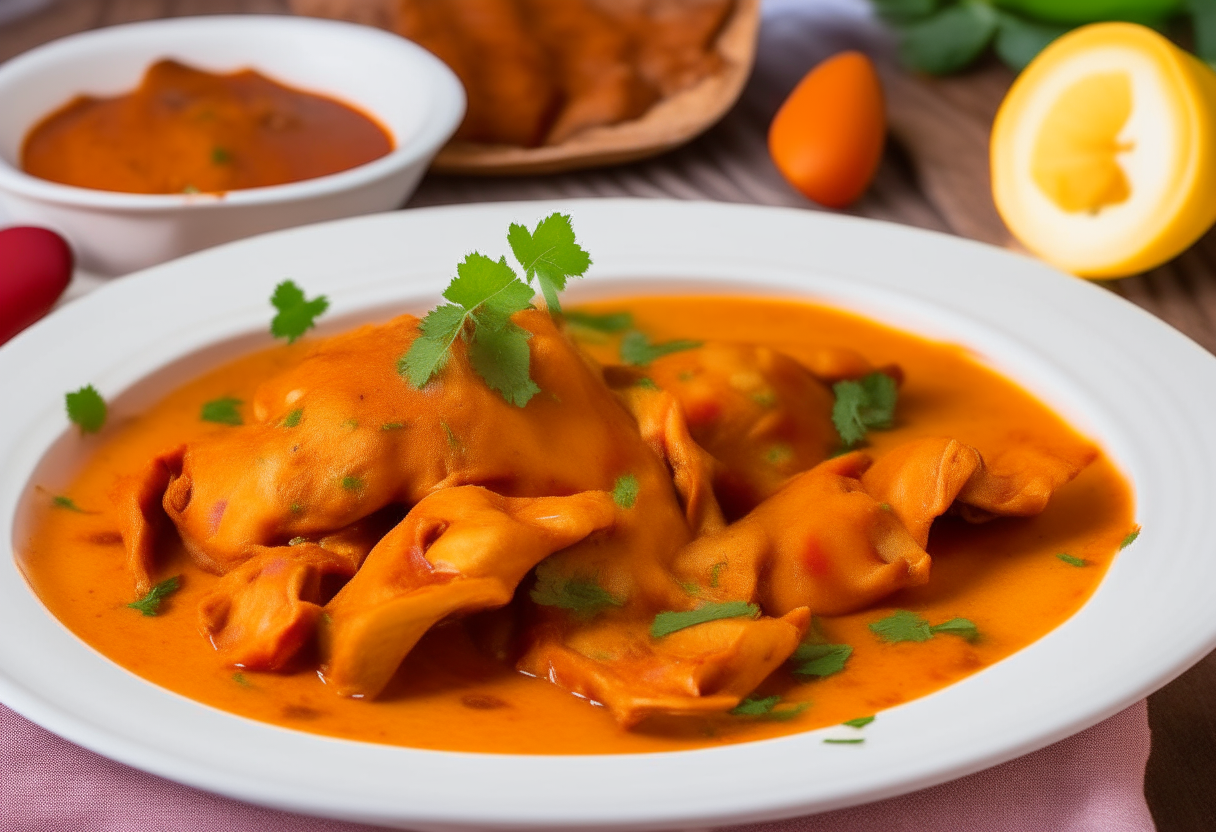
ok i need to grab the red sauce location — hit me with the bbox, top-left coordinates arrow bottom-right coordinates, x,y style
21,60 -> 393,194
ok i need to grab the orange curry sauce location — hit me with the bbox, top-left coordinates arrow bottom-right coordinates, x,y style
17,297 -> 1134,754
21,60 -> 393,194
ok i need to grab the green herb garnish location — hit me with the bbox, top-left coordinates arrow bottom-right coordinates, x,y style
381,422 -> 406,431
441,421 -> 463,451
635,377 -> 659,390
791,643 -> 853,678
270,280 -> 329,344
869,609 -> 980,643
651,600 -> 759,639
563,309 -> 633,333
506,213 -> 592,315
281,408 -> 303,427
341,475 -> 364,492
619,331 -> 702,366
211,146 -> 233,164
232,672 -> 252,687
843,715 -> 875,729
52,495 -> 85,512
201,397 -> 243,426
182,184 -> 201,194
612,473 -> 639,509
832,372 -> 897,448
288,536 -> 308,546
709,561 -> 727,588
127,575 -> 181,616
66,385 -> 107,434
823,738 -> 865,745
1120,529 -> 1140,550
730,695 -> 809,721
1056,552 -> 1087,567
530,561 -> 622,620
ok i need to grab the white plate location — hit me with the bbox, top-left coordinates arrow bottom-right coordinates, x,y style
2,199 -> 1215,831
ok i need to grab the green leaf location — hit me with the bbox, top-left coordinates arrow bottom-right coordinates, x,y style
620,331 -> 703,366
869,609 -> 933,643
201,397 -> 243,426
823,738 -> 865,745
871,0 -> 940,24
467,323 -> 541,407
531,560 -> 623,619
635,377 -> 659,390
1192,0 -> 1216,64
1057,552 -> 1087,567
930,617 -> 979,642
993,12 -> 1069,71
341,475 -> 364,492
52,495 -> 85,512
211,146 -> 233,164
831,372 -> 898,448
270,280 -> 329,344
612,473 -> 639,509
563,309 -> 633,332
65,385 -> 107,434
791,643 -> 853,678
281,408 -> 303,427
232,672 -> 252,687
1120,529 -> 1140,549
651,600 -> 759,639
399,304 -> 467,388
507,213 -> 592,315
709,561 -> 727,588
127,575 -> 181,616
730,695 -> 809,721
844,715 -> 875,729
899,2 -> 999,75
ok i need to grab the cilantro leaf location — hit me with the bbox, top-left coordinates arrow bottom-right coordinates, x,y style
831,372 -> 898,448
341,475 -> 364,491
612,473 -> 639,509
730,695 -> 809,721
52,495 -> 85,512
844,715 -> 875,729
620,331 -> 703,366
1120,529 -> 1140,550
651,600 -> 759,639
869,609 -> 933,643
635,377 -> 659,390
66,385 -> 106,434
201,397 -> 243,425
270,280 -> 329,344
564,309 -> 633,333
507,213 -> 591,314
281,408 -> 303,427
127,575 -> 181,616
709,561 -> 727,588
791,643 -> 853,678
400,253 -> 538,406
1057,552 -> 1087,567
531,560 -> 623,620
929,617 -> 979,642
233,672 -> 252,687
824,738 -> 865,745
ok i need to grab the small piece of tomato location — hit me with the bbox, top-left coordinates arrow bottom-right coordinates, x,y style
0,226 -> 73,345
768,51 -> 886,209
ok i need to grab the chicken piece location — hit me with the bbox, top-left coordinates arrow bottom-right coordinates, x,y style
322,486 -> 616,697
113,447 -> 182,594
642,343 -> 839,519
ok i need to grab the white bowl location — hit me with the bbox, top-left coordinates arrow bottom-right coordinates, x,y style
0,15 -> 465,275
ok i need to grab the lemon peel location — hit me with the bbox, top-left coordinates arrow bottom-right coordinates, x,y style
991,22 -> 1216,278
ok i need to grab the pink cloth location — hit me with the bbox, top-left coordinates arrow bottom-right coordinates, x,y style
1,700 -> 1154,832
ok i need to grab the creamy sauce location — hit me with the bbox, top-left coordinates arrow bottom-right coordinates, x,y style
17,296 -> 1134,754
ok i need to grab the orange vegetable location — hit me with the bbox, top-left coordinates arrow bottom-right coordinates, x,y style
768,51 -> 886,208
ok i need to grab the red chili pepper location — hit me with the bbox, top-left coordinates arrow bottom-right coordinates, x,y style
0,226 -> 73,345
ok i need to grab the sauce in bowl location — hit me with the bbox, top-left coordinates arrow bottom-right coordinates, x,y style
21,59 -> 394,194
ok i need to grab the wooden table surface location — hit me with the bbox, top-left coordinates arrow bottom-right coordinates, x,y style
3,1 -> 1215,829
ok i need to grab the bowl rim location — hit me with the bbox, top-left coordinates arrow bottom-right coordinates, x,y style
0,14 -> 467,211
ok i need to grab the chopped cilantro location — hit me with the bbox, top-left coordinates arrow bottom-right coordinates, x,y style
752,390 -> 777,407
709,561 -> 727,588
201,397 -> 243,426
282,408 -> 303,427
765,443 -> 793,465
651,600 -> 759,639
288,536 -> 307,546
843,715 -> 875,729
1057,552 -> 1087,567
612,473 -> 639,509
869,609 -> 933,643
679,580 -> 701,596
879,502 -> 893,511
620,331 -> 703,366
290,502 -> 304,515
65,385 -> 106,434
341,475 -> 364,492
563,309 -> 632,332
127,575 -> 181,616
930,617 -> 979,642
441,421 -> 463,451
232,672 -> 252,687
730,695 -> 808,721
341,418 -> 358,430
211,146 -> 232,164
270,280 -> 329,344
824,738 -> 865,745
831,372 -> 898,448
52,495 -> 85,512
635,377 -> 659,390
1120,529 -> 1140,549
506,213 -> 591,314
530,561 -> 622,619
381,422 -> 406,431
791,643 -> 853,678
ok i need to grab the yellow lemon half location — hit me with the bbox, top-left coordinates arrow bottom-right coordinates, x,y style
991,22 -> 1216,278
